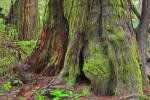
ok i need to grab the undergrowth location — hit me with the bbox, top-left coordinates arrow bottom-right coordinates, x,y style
35,88 -> 90,100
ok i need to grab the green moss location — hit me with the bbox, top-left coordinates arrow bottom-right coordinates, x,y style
123,41 -> 143,94
63,0 -> 87,37
83,39 -> 111,94
0,56 -> 16,77
17,40 -> 37,56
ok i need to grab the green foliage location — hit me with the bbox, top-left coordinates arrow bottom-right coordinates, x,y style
35,94 -> 46,100
0,55 -> 17,77
35,89 -> 47,100
17,40 -> 37,56
0,82 -> 12,94
81,88 -> 90,97
50,89 -> 69,100
3,82 -> 12,91
0,0 -> 13,15
10,76 -> 23,86
0,19 -> 5,32
0,18 -> 18,40
35,88 -> 90,100
0,76 -> 24,94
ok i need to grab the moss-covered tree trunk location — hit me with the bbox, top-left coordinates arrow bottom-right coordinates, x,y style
58,0 -> 91,84
26,0 -> 145,97
58,0 -> 144,97
30,0 -> 69,76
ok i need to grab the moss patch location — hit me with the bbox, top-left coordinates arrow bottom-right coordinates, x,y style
83,39 -> 111,95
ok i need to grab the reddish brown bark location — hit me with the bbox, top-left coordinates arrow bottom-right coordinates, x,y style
7,0 -> 38,40
30,0 -> 68,76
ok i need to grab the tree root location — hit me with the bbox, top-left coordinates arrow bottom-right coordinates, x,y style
120,94 -> 148,100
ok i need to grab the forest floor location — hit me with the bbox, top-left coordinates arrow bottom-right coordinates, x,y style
0,32 -> 150,100
0,73 -> 150,100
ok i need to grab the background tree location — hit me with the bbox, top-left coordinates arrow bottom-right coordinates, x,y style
9,0 -> 38,40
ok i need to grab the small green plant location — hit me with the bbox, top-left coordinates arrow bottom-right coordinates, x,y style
35,94 -> 46,100
50,89 -> 69,100
10,75 -> 23,86
3,82 -> 12,91
0,82 -> 12,94
81,88 -> 90,96
35,89 -> 47,100
11,78 -> 23,86
34,88 -> 90,100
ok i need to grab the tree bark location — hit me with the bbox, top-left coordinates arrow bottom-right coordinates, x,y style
136,0 -> 150,84
27,0 -> 144,97
58,0 -> 144,97
30,0 -> 69,76
9,0 -> 38,40
58,0 -> 91,84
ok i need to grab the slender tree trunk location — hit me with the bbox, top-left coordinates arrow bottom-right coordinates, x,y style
30,0 -> 69,76
136,0 -> 150,84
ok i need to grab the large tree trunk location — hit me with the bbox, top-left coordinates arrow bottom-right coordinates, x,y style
30,0 -> 69,76
27,0 -> 144,97
58,0 -> 143,97
93,0 -> 143,96
58,0 -> 91,84
10,0 -> 38,40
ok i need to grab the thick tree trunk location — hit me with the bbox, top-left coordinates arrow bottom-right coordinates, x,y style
58,0 -> 144,97
84,0 -> 143,96
30,0 -> 69,76
58,0 -> 90,84
27,0 -> 144,97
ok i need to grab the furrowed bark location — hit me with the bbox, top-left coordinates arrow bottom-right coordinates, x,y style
30,0 -> 69,76
59,0 -> 144,97
58,0 -> 90,84
101,0 -> 143,96
27,0 -> 145,97
7,0 -> 38,40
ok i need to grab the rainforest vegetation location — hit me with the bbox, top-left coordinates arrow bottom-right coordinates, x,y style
0,0 -> 150,100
